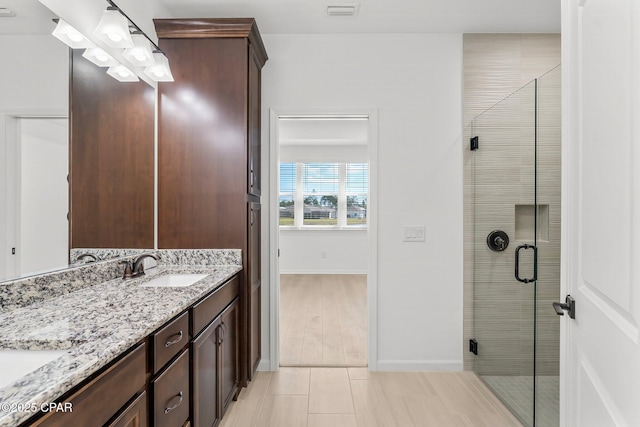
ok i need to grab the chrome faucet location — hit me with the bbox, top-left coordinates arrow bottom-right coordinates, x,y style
133,253 -> 160,276
119,253 -> 160,279
77,253 -> 100,263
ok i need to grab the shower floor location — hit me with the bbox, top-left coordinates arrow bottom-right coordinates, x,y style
481,375 -> 559,427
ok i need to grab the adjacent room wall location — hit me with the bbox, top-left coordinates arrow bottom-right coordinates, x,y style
279,230 -> 368,274
463,34 -> 561,371
261,33 -> 464,370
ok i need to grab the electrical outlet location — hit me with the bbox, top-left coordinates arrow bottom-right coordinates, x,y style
403,226 -> 425,242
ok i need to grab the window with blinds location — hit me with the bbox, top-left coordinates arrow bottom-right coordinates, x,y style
279,163 -> 296,226
345,163 -> 368,225
279,162 -> 368,228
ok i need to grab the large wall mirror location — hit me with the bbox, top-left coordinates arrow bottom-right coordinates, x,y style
0,0 -> 154,282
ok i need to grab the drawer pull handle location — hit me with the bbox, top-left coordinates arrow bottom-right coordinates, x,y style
165,330 -> 184,347
164,391 -> 184,414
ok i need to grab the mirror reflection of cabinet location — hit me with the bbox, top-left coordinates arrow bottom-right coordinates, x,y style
69,50 -> 155,249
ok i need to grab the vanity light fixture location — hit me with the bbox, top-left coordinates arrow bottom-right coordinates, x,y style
144,52 -> 174,82
123,34 -> 156,67
82,47 -> 119,67
94,7 -> 134,48
52,19 -> 94,49
107,64 -> 139,82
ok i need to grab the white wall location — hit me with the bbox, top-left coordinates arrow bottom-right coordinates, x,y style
0,35 -> 68,279
280,230 -> 368,274
261,33 -> 464,370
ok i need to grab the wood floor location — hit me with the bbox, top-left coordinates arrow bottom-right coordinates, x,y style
219,368 -> 524,427
280,274 -> 367,367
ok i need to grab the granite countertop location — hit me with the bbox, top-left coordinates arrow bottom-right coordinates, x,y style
0,263 -> 242,427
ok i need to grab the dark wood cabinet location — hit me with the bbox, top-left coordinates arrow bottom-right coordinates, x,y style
151,350 -> 190,427
219,299 -> 240,412
30,343 -> 146,427
155,18 -> 267,386
191,276 -> 240,427
248,202 -> 261,377
248,47 -> 262,197
152,311 -> 189,374
106,392 -> 148,427
191,317 -> 221,427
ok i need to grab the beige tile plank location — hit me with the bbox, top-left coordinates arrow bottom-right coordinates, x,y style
255,395 -> 309,427
267,367 -> 310,395
308,414 -> 358,427
219,371 -> 272,427
309,368 -> 354,414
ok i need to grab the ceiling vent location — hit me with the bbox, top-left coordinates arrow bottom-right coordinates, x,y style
0,7 -> 15,17
326,3 -> 360,17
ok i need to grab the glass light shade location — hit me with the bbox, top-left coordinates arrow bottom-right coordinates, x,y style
93,9 -> 133,48
82,47 -> 119,67
144,53 -> 174,82
123,35 -> 155,66
52,19 -> 93,49
107,64 -> 139,82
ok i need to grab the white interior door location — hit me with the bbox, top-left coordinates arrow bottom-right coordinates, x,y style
18,117 -> 69,275
562,0 -> 640,426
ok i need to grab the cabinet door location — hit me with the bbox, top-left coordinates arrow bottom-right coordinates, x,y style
219,298 -> 240,413
191,318 -> 220,427
247,47 -> 261,197
106,392 -> 147,427
248,202 -> 261,379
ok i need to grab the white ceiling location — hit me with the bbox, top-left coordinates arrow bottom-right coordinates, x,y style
0,0 -> 57,35
2,0 -> 559,36
158,0 -> 560,34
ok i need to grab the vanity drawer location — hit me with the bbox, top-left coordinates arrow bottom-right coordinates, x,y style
31,343 -> 146,427
191,275 -> 239,336
152,311 -> 189,374
152,349 -> 190,427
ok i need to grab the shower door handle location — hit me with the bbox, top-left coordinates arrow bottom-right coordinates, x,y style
515,244 -> 537,283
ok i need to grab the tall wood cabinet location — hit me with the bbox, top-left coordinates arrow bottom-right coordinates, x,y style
155,18 -> 267,385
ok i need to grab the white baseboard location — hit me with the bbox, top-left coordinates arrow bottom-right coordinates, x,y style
374,360 -> 463,371
279,270 -> 368,275
257,359 -> 272,371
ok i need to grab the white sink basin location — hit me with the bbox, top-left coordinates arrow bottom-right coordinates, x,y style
0,350 -> 67,389
141,274 -> 208,288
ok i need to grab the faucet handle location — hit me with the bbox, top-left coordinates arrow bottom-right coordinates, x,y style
119,260 -> 134,279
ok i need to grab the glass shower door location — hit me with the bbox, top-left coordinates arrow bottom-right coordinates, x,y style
472,79 -> 538,427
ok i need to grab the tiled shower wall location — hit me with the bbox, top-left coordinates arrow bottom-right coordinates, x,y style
463,34 -> 561,372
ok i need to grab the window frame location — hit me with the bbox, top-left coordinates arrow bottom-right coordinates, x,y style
279,162 -> 368,230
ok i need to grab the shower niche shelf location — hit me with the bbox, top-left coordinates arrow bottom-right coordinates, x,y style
515,204 -> 549,242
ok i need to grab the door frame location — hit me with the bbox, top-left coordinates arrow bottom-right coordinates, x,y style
268,108 -> 379,371
0,110 -> 67,279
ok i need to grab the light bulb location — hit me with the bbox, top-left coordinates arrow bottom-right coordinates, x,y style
118,69 -> 129,77
153,68 -> 164,77
108,33 -> 122,42
96,53 -> 108,62
68,32 -> 83,42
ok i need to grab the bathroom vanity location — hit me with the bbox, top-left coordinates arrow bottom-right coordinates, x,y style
0,250 -> 242,427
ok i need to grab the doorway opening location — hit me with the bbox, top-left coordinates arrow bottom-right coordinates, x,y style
270,112 -> 377,369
